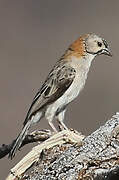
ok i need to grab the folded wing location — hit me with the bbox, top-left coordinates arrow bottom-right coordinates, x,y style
23,62 -> 76,126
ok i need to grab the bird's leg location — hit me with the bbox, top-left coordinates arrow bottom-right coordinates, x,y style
48,120 -> 58,133
56,110 -> 68,131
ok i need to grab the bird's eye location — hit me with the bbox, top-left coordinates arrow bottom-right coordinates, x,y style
97,42 -> 102,47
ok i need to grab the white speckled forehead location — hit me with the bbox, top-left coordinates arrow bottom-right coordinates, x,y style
86,34 -> 102,43
85,33 -> 106,54
87,34 -> 109,48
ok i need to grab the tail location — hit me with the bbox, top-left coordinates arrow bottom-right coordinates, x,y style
9,120 -> 31,159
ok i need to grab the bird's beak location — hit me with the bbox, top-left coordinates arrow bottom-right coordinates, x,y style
102,48 -> 112,57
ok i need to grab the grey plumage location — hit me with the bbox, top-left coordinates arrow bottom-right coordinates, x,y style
9,33 -> 112,159
9,60 -> 76,159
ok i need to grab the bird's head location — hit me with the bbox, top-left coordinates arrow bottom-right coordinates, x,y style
85,33 -> 112,57
66,33 -> 112,60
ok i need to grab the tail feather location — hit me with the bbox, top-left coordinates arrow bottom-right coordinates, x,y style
9,121 -> 31,159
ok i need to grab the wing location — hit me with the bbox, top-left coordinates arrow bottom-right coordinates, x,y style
23,62 -> 76,126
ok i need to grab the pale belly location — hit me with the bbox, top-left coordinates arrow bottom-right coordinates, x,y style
45,55 -> 93,120
45,71 -> 87,119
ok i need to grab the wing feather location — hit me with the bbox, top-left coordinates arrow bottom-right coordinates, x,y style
23,62 -> 76,126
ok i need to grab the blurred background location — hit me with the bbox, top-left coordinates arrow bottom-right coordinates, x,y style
0,0 -> 119,179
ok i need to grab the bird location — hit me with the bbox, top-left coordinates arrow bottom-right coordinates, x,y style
9,33 -> 112,159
